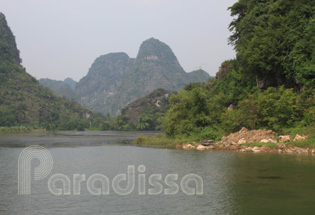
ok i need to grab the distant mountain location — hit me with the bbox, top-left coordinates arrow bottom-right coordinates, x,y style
75,38 -> 211,116
39,78 -> 76,100
187,69 -> 212,83
64,77 -> 77,90
0,12 -> 91,128
75,52 -> 135,115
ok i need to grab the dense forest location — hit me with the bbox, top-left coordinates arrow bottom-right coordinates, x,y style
160,0 -> 315,140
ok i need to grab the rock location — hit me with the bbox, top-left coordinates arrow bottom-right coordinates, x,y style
227,104 -> 235,112
221,136 -> 228,142
196,145 -> 207,151
277,143 -> 286,149
239,127 -> 248,133
221,128 -> 278,147
293,147 -> 308,154
252,146 -> 261,153
285,149 -> 294,154
182,143 -> 195,150
238,138 -> 247,145
293,134 -> 308,142
260,138 -> 277,143
279,135 -> 291,143
200,140 -> 214,146
229,145 -> 239,150
244,147 -> 253,152
231,141 -> 238,146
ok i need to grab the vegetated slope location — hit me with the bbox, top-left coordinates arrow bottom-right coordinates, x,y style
162,0 -> 315,140
115,88 -> 174,130
0,12 -> 92,128
39,78 -> 76,100
75,38 -> 211,116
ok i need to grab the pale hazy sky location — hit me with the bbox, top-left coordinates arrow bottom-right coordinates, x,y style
1,0 -> 237,82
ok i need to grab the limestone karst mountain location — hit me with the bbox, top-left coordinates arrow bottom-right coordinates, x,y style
74,38 -> 211,115
38,38 -> 212,116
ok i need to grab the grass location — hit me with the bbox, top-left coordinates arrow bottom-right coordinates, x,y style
134,134 -> 199,148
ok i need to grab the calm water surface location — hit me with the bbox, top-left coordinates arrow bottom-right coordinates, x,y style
0,131 -> 315,215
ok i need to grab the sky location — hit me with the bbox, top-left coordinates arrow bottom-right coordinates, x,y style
1,0 -> 237,82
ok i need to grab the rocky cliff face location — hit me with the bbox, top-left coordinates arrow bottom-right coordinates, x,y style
75,38 -> 211,116
75,52 -> 135,115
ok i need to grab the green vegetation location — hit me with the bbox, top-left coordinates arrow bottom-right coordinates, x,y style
39,78 -> 76,100
148,0 -> 315,146
99,88 -> 173,131
134,134 -> 198,148
0,12 -> 104,133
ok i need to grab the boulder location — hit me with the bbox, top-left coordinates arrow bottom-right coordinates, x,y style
279,135 -> 291,143
285,148 -> 294,154
196,145 -> 207,151
252,146 -> 261,153
293,147 -> 308,154
182,143 -> 195,150
261,138 -> 277,143
293,134 -> 308,142
277,143 -> 286,149
241,147 -> 253,152
239,127 -> 249,134
200,140 -> 214,146
238,138 -> 247,145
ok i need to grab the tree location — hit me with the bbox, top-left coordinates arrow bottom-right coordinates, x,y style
229,0 -> 315,89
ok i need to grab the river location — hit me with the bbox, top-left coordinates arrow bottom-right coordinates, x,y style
0,131 -> 315,215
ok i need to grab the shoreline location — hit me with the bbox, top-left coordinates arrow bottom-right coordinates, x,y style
134,127 -> 315,155
174,142 -> 315,155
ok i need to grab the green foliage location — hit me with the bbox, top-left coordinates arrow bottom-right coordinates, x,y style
229,0 -> 315,88
0,12 -> 97,131
109,88 -> 173,131
221,87 -> 309,132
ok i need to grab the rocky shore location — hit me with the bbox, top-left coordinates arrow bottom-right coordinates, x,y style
176,127 -> 313,155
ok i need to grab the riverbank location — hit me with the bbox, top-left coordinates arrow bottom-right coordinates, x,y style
134,127 -> 315,155
0,126 -> 47,134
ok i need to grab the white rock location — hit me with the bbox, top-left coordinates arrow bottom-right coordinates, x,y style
196,145 -> 207,151
238,138 -> 247,145
279,135 -> 291,143
183,144 -> 195,150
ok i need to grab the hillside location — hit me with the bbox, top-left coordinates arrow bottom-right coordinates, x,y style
39,78 -> 76,100
161,0 -> 315,141
0,12 -> 92,129
75,52 -> 135,115
113,88 -> 174,131
75,38 -> 211,116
